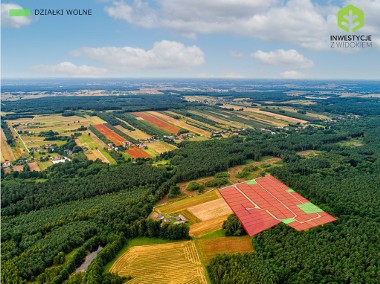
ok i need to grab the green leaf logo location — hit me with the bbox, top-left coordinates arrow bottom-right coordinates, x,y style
338,5 -> 364,33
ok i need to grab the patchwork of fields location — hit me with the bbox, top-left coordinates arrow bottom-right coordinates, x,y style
156,190 -> 233,238
2,103 -> 316,171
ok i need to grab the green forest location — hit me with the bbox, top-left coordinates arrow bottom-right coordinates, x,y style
1,92 -> 380,283
207,118 -> 380,284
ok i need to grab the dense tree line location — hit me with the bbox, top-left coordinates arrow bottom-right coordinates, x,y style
303,97 -> 380,116
1,94 -> 191,114
96,112 -> 133,130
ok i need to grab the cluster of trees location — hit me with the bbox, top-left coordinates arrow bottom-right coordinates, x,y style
304,97 -> 380,116
1,94 -> 191,114
208,117 -> 380,284
160,123 -> 362,184
186,173 -> 230,193
39,130 -> 59,137
1,162 -> 182,283
222,214 -> 246,236
2,160 -> 167,215
235,165 -> 259,178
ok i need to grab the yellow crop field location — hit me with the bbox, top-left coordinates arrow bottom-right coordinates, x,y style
197,236 -> 253,264
11,114 -> 104,135
189,214 -> 230,238
221,104 -> 307,124
157,190 -> 219,215
188,198 -> 232,221
8,114 -> 106,150
147,141 -> 177,154
115,124 -> 151,140
189,110 -> 246,128
110,241 -> 207,284
28,162 -> 41,172
1,128 -> 15,162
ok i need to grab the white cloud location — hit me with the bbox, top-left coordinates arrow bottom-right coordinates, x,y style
33,62 -> 108,77
280,70 -> 307,79
251,49 -> 313,69
105,0 -> 380,50
229,50 -> 244,58
71,40 -> 205,70
1,3 -> 31,28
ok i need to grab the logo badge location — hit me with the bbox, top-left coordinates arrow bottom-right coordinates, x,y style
338,4 -> 364,32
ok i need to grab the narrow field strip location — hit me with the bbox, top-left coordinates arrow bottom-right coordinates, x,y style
133,112 -> 180,134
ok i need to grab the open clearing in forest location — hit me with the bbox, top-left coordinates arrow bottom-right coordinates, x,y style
110,241 -> 207,284
197,236 -> 253,264
219,175 -> 336,236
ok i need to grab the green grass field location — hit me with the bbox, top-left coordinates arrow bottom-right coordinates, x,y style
77,133 -> 116,165
199,229 -> 226,239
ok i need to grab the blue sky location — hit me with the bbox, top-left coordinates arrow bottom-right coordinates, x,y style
1,0 -> 380,79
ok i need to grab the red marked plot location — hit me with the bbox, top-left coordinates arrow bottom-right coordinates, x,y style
93,124 -> 127,146
133,112 -> 180,134
219,175 -> 336,236
126,147 -> 151,159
